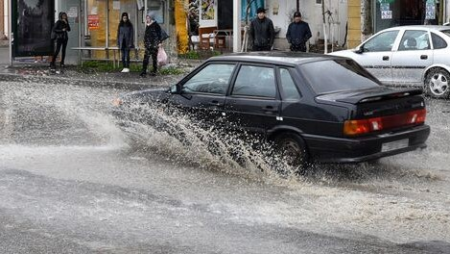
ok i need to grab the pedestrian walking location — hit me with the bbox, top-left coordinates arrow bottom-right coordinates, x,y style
249,7 -> 275,51
140,12 -> 163,77
50,12 -> 71,69
117,12 -> 134,73
286,12 -> 312,52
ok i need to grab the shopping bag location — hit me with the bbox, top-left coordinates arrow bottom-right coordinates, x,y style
157,47 -> 168,66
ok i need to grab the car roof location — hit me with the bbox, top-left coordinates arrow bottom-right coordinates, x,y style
382,25 -> 450,32
208,51 -> 340,66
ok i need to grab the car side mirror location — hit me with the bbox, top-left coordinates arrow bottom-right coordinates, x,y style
355,46 -> 365,54
170,84 -> 179,94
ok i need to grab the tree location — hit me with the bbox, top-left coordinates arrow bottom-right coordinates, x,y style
361,0 -> 372,42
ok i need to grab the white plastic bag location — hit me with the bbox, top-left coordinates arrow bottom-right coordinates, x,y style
157,47 -> 168,67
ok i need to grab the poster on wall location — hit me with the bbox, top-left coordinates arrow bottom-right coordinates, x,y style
426,0 -> 436,20
13,0 -> 55,57
241,0 -> 265,24
199,0 -> 216,27
201,0 -> 215,20
88,14 -> 99,30
380,3 -> 392,20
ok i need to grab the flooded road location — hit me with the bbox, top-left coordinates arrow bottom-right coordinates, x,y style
0,80 -> 449,253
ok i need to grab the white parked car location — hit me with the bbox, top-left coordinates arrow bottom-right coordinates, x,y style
329,25 -> 450,99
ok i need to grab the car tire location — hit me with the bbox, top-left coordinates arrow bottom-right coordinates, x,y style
425,69 -> 450,99
275,133 -> 310,174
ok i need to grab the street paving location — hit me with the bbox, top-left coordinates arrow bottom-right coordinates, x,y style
0,46 -> 449,253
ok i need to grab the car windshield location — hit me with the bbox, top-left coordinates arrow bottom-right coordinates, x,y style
299,59 -> 381,95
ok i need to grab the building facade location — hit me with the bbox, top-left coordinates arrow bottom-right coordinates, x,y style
175,0 -> 348,52
347,0 -> 447,48
2,0 -> 450,64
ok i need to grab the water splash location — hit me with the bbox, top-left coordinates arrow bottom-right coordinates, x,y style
114,102 -> 301,184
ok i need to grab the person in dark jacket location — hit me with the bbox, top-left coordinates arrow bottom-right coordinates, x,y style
249,7 -> 275,51
50,12 -> 71,69
117,12 -> 134,73
286,12 -> 312,52
140,12 -> 163,77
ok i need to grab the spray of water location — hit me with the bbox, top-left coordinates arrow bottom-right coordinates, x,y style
113,102 -> 303,184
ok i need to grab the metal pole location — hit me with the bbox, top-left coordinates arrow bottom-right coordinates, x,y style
297,0 -> 299,12
106,1 -> 109,49
233,0 -> 241,52
8,0 -> 12,66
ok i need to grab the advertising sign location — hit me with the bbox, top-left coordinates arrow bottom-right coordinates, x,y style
426,1 -> 436,20
13,0 -> 55,57
88,14 -> 100,30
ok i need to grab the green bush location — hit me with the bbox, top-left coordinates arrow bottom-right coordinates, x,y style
179,51 -> 200,59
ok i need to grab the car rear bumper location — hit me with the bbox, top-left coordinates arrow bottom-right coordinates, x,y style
304,124 -> 430,164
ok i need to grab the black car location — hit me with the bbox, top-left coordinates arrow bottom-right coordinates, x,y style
114,52 -> 430,171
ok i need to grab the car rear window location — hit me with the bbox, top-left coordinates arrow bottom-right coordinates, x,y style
439,29 -> 450,37
299,59 -> 380,95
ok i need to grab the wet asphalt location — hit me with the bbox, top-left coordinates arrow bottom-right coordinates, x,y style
0,46 -> 450,253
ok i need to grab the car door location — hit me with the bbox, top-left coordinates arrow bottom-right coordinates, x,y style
276,67 -> 333,137
355,30 -> 399,84
223,64 -> 281,134
169,62 -> 236,126
390,30 -> 433,85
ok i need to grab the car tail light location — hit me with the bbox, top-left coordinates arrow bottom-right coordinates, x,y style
344,109 -> 426,136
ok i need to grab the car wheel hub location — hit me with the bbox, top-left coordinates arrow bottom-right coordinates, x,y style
429,73 -> 449,96
281,140 -> 303,166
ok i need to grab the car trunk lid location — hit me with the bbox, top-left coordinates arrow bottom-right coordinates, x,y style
316,87 -> 427,136
316,87 -> 423,105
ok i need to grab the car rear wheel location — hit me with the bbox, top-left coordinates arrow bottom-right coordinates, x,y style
275,133 -> 310,174
425,69 -> 450,99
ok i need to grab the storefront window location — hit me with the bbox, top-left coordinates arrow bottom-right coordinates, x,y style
373,0 -> 438,32
83,0 -> 140,58
85,0 -> 107,56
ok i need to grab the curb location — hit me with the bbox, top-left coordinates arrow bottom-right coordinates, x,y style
0,72 -> 171,90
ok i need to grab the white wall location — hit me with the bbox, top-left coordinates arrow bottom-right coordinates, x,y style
264,0 -> 347,46
4,0 -> 8,36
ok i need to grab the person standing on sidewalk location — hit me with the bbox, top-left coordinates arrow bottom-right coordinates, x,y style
249,7 -> 275,51
286,12 -> 312,52
140,12 -> 163,77
117,12 -> 134,73
50,12 -> 71,69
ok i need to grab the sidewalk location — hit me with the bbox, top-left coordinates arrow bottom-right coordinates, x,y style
0,46 -> 203,90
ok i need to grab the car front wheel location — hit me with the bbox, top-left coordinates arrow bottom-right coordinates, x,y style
425,69 -> 450,99
275,133 -> 310,174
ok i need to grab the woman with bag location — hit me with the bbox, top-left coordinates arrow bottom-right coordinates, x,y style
50,12 -> 71,69
140,12 -> 168,77
117,12 -> 134,73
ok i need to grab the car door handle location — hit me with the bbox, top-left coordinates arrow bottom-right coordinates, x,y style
262,106 -> 278,113
420,55 -> 428,60
208,100 -> 223,107
382,56 -> 389,61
